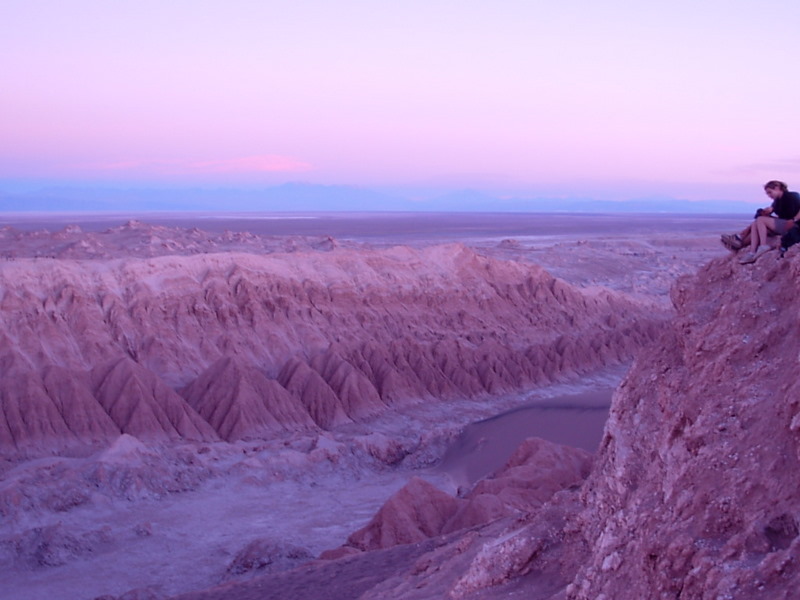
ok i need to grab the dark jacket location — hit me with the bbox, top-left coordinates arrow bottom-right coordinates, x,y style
772,190 -> 800,220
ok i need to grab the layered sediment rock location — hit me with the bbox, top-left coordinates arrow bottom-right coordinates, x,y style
0,241 -> 663,455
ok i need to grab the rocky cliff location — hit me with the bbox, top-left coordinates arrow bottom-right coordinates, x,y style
0,242 -> 661,456
567,250 -> 800,599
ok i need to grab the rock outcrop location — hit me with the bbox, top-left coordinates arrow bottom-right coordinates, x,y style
566,252 -> 800,599
465,436 -> 592,515
427,252 -> 800,600
326,437 -> 592,557
224,538 -> 313,579
346,477 -> 462,552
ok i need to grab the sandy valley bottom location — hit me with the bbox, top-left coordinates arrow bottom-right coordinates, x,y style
3,381 -> 616,600
0,212 -> 745,599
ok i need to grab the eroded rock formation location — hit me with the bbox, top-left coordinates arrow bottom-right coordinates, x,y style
0,239 -> 662,456
181,357 -> 316,441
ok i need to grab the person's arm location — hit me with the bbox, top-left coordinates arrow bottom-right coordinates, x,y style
756,205 -> 774,217
790,194 -> 800,223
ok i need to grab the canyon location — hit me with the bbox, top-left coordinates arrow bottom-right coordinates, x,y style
3,212 -> 785,600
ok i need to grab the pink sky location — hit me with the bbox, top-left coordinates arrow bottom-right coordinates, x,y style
2,0 -> 800,205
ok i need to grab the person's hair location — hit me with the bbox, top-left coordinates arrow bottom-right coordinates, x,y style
764,180 -> 788,192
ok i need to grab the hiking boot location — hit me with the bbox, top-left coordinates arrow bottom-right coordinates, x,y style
739,246 -> 771,264
753,245 -> 772,261
721,233 -> 743,251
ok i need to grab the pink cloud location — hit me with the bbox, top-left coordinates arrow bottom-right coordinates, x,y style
86,155 -> 312,176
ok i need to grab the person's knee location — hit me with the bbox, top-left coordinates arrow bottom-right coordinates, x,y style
756,216 -> 777,233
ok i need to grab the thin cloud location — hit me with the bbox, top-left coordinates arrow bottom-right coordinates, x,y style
726,158 -> 800,176
88,155 -> 312,175
190,155 -> 312,173
94,160 -> 154,171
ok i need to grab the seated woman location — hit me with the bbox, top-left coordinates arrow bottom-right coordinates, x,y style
722,181 -> 800,264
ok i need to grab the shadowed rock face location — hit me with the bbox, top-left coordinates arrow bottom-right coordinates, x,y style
0,242 -> 664,456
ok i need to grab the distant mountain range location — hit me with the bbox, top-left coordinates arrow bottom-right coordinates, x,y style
0,182 -> 754,214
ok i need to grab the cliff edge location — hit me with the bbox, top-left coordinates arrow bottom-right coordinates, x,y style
568,250 -> 800,599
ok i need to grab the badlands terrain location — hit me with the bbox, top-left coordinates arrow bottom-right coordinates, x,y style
4,211 -> 793,599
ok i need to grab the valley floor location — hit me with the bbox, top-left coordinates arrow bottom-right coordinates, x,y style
1,373 -> 619,600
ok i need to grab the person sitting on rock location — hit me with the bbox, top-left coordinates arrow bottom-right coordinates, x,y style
721,181 -> 800,264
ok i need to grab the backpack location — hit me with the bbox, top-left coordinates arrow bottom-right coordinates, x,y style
779,225 -> 800,257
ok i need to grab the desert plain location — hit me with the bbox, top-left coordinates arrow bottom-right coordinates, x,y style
0,211 -> 774,599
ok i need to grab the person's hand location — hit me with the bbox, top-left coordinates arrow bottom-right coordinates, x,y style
754,208 -> 766,219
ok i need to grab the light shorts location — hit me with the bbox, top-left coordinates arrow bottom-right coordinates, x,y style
774,218 -> 794,235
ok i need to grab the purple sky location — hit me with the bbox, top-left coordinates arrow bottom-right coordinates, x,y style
2,1 -> 799,207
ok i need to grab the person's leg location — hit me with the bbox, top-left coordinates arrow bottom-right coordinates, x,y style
722,224 -> 754,251
741,217 -> 781,263
740,226 -> 751,245
754,217 -> 769,249
758,216 -> 786,245
749,219 -> 762,252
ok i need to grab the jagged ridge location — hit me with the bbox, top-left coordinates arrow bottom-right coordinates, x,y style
0,243 -> 664,456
